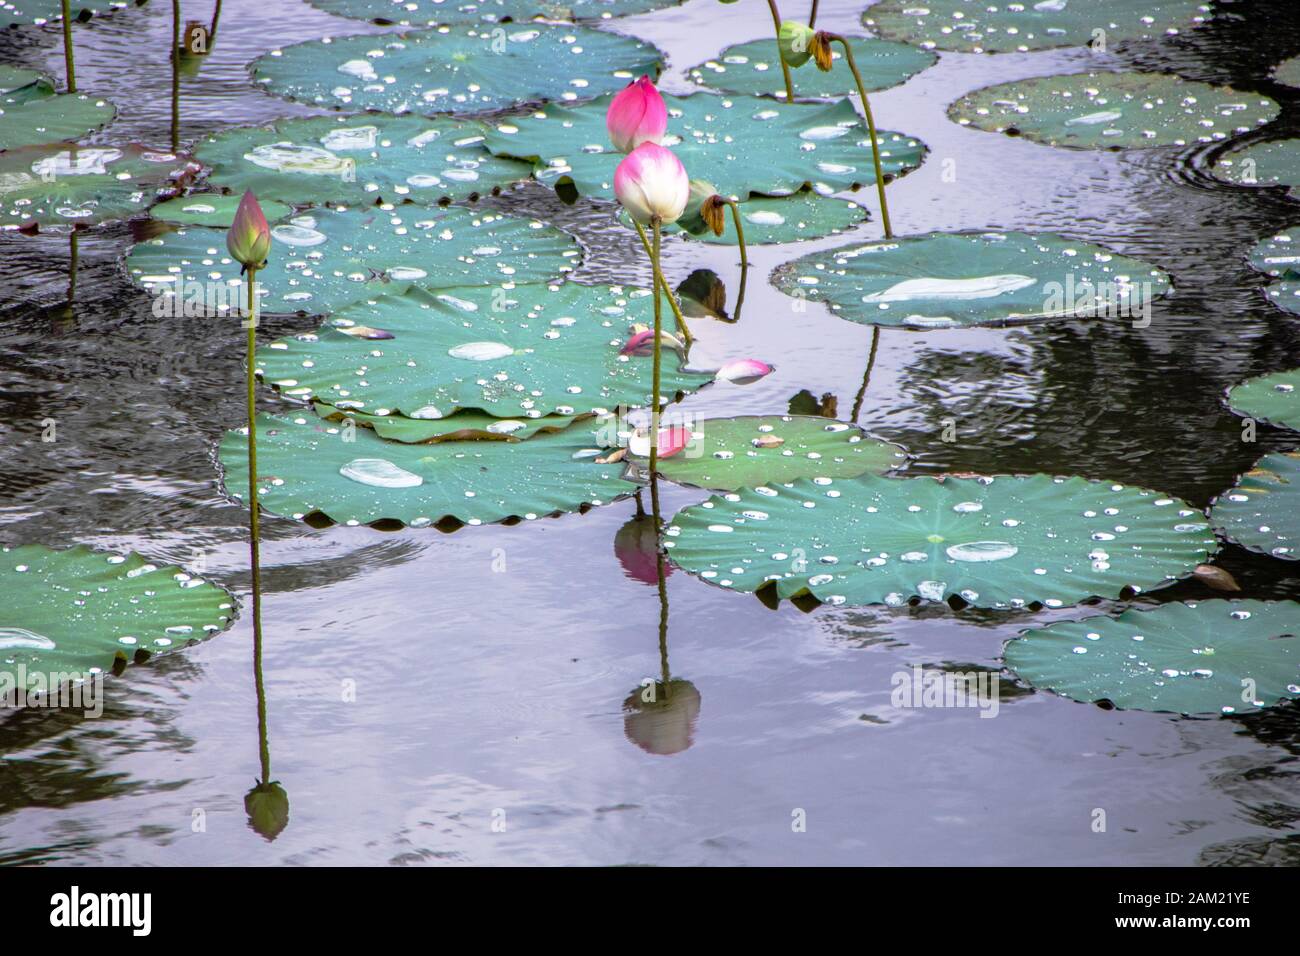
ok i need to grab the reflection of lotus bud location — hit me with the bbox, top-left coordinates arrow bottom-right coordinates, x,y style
614,513 -> 671,586
614,143 -> 690,225
606,75 -> 668,154
779,20 -> 816,68
678,179 -> 726,236
226,190 -> 271,272
809,32 -> 835,72
244,780 -> 290,841
623,679 -> 701,756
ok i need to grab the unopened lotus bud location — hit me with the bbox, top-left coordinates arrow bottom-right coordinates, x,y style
225,190 -> 271,272
809,31 -> 835,72
678,179 -> 725,236
779,20 -> 816,68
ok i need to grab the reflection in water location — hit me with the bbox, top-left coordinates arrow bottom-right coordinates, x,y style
788,389 -> 839,418
676,269 -> 732,322
613,495 -> 672,587
850,326 -> 881,424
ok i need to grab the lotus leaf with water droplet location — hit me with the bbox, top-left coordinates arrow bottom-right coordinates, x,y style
0,0 -> 149,28
772,230 -> 1170,329
1209,451 -> 1300,561
314,401 -> 582,442
665,474 -> 1216,608
1246,227 -> 1300,316
1005,599 -> 1300,715
1212,138 -> 1300,200
1226,368 -> 1300,433
620,190 -> 868,245
305,0 -> 681,27
0,544 -> 235,699
0,66 -> 115,152
146,193 -> 295,228
949,72 -> 1277,150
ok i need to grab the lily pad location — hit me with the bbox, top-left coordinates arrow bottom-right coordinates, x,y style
304,0 -> 680,26
252,24 -> 662,116
1211,139 -> 1300,198
665,473 -> 1215,609
0,66 -> 115,152
864,0 -> 1210,55
772,231 -> 1171,329
0,144 -> 194,229
0,0 -> 147,28
651,416 -> 907,491
147,193 -> 295,227
0,544 -> 234,697
1246,226 -> 1300,316
256,283 -> 714,419
1004,600 -> 1300,715
1273,55 -> 1300,89
949,72 -> 1278,150
687,35 -> 935,99
219,412 -> 638,527
485,92 -> 927,201
315,401 -> 582,442
127,204 -> 579,316
1227,368 -> 1300,433
621,190 -> 868,245
1210,451 -> 1300,561
197,113 -> 534,207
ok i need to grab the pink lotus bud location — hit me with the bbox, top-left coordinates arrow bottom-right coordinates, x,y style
226,190 -> 271,271
614,143 -> 690,226
606,75 -> 668,154
714,358 -> 774,385
619,328 -> 686,356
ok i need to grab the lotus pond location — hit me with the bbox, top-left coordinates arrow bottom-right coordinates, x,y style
1,0 -> 1299,866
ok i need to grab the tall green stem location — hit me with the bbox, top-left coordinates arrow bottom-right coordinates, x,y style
633,219 -> 693,346
59,0 -> 76,92
648,219 -> 663,491
246,268 -> 269,785
763,0 -> 796,101
209,0 -> 223,42
170,0 -> 181,153
833,37 -> 893,238
807,0 -> 818,28
725,200 -> 749,322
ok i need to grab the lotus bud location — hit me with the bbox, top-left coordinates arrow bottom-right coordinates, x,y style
606,75 -> 668,154
715,358 -> 774,385
226,190 -> 271,273
779,20 -> 816,68
614,143 -> 690,226
678,179 -> 727,236
809,31 -> 835,72
620,328 -> 686,357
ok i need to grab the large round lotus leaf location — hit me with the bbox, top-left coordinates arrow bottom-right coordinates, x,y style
1273,55 -> 1300,89
315,401 -> 582,442
772,231 -> 1171,329
1005,600 -> 1300,715
665,474 -> 1215,609
304,0 -> 680,26
147,193 -> 295,227
0,144 -> 192,229
1212,139 -> 1300,199
1210,451 -> 1300,561
687,35 -> 935,99
0,544 -> 234,696
621,191 -> 868,245
949,72 -> 1279,150
256,284 -> 715,419
198,114 -> 534,207
485,92 -> 927,201
1227,369 -> 1300,433
864,0 -> 1210,54
653,416 -> 907,491
219,412 -> 638,527
1246,227 -> 1300,316
0,0 -> 147,27
126,205 -> 578,316
252,24 -> 662,116
0,66 -> 115,152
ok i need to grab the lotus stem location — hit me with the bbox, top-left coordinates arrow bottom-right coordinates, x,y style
725,199 -> 748,322
246,267 -> 269,784
655,512 -> 671,697
59,0 -> 76,92
831,35 -> 892,238
808,0 -> 818,28
170,0 -> 181,152
763,0 -> 796,101
634,219 -> 693,346
649,218 -> 663,490
850,325 -> 880,423
209,0 -> 222,42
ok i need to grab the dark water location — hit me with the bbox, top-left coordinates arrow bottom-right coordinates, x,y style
1,0 -> 1298,865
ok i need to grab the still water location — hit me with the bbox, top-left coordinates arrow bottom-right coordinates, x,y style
0,0 -> 1297,865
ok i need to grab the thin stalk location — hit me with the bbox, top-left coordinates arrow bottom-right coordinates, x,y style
832,36 -> 893,238
648,219 -> 663,492
654,503 -> 671,697
850,325 -> 880,423
209,0 -> 222,42
170,0 -> 181,153
725,200 -> 748,322
246,268 -> 269,784
808,0 -> 818,28
60,0 -> 76,92
633,219 -> 693,346
763,0 -> 795,101
66,230 -> 79,306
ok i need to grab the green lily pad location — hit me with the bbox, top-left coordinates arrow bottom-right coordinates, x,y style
621,191 -> 868,245
304,0 -> 680,26
1211,139 -> 1300,198
147,193 -> 295,227
197,114 -> 534,207
687,35 -> 935,99
0,143 -> 193,229
0,66 -> 115,152
126,205 -> 579,316
949,72 -> 1279,150
1246,226 -> 1300,316
1227,368 -> 1300,433
772,231 -> 1171,329
665,473 -> 1215,609
1005,600 -> 1300,715
219,412 -> 638,527
0,544 -> 234,697
1273,55 -> 1300,89
315,401 -> 582,442
485,92 -> 927,201
252,24 -> 662,116
864,0 -> 1211,55
1210,451 -> 1300,561
652,416 -> 907,491
0,0 -> 147,28
256,283 -> 714,419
